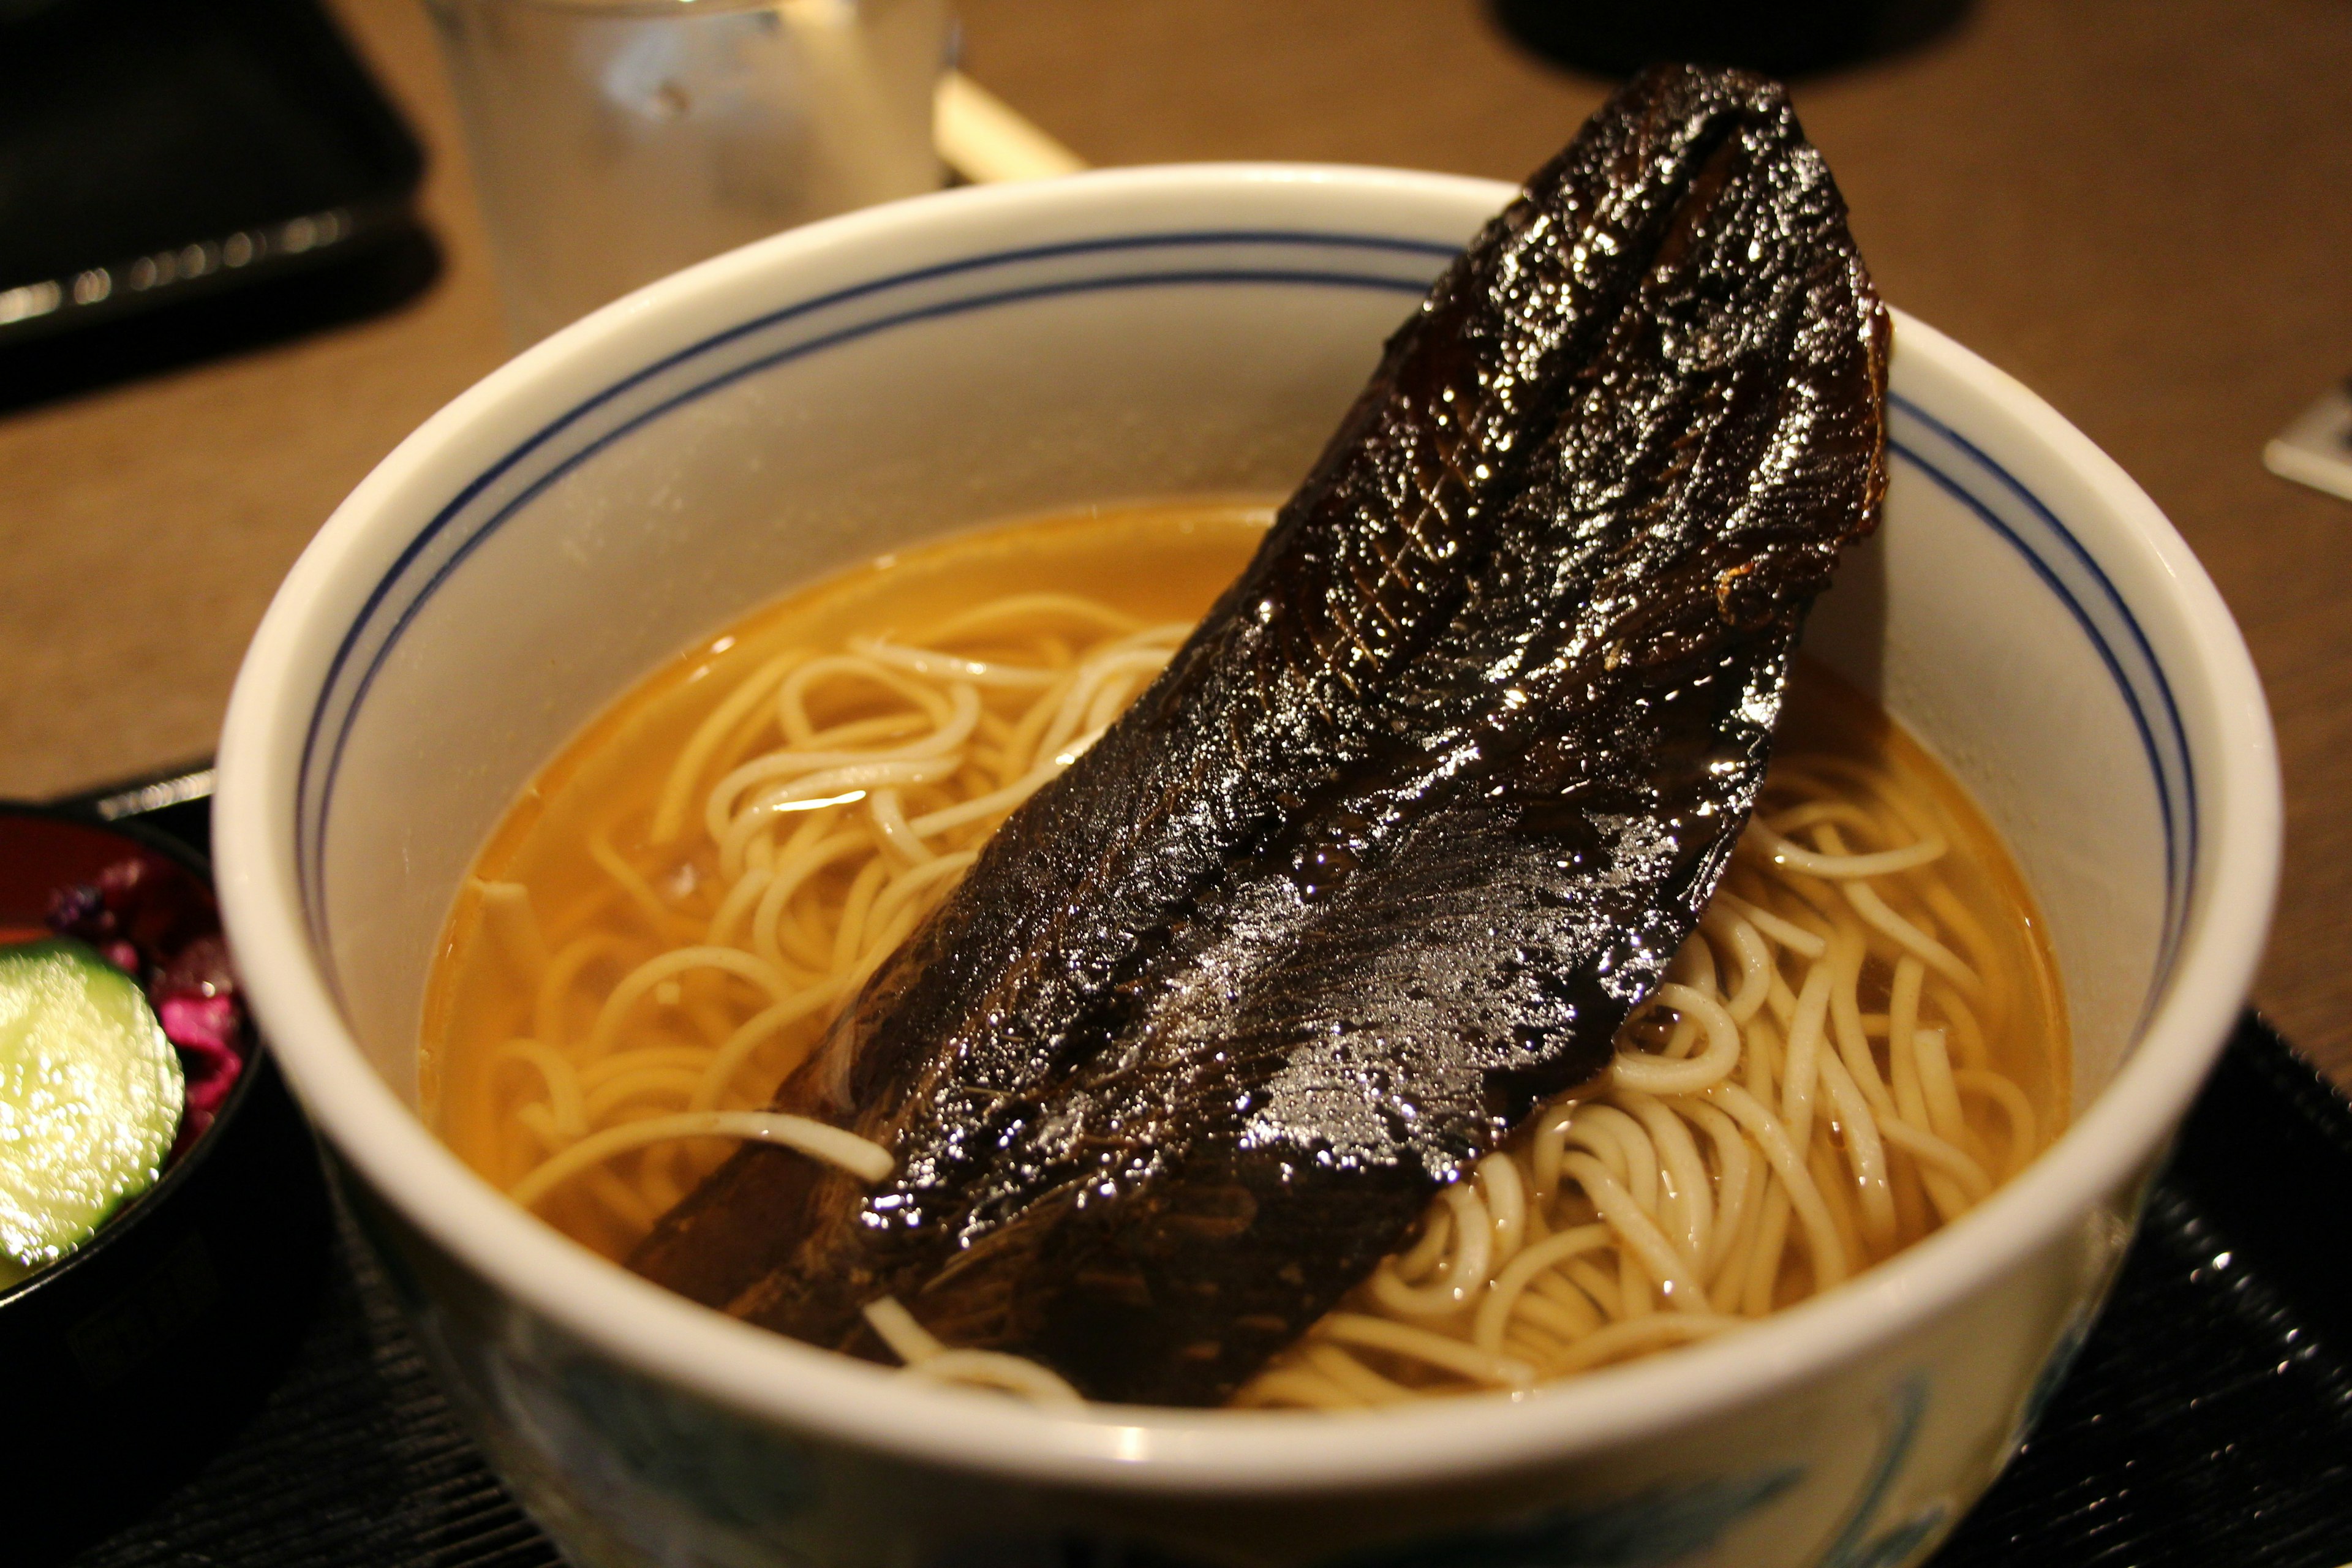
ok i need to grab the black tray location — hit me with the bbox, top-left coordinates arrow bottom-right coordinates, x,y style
32,771 -> 2352,1568
0,0 -> 435,410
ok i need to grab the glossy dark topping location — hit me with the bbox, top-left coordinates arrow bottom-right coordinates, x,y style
631,63 -> 1889,1406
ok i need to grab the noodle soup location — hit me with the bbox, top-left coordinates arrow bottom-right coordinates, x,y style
422,503 -> 2067,1406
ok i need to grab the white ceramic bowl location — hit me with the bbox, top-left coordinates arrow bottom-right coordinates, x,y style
215,166 -> 2279,1568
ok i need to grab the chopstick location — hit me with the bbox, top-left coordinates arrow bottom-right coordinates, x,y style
935,71 -> 1090,184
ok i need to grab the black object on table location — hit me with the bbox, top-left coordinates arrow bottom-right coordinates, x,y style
0,0 -> 436,412
1487,0 -> 1975,78
30,770 -> 2352,1568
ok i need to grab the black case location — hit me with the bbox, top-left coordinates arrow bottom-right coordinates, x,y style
0,0 -> 431,401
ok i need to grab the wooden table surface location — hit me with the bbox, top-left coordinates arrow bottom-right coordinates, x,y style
5,0 -> 2347,1083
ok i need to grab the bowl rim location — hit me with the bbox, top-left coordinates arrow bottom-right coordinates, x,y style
214,162 -> 2282,1494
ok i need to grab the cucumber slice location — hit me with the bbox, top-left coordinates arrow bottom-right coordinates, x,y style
0,938 -> 184,1275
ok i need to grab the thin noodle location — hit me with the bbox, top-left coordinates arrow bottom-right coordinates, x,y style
1303,1344 -> 1416,1406
907,1351 -> 1088,1407
651,650 -> 808,845
475,881 -> 549,978
508,1110 -> 891,1209
1472,1224 -> 1612,1353
1955,1069 -> 2040,1178
1544,1311 -> 1747,1374
1313,1314 -> 1537,1390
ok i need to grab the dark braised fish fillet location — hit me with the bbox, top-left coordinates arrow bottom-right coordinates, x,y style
631,63 -> 1890,1406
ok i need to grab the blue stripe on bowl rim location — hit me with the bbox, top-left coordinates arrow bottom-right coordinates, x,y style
1887,396 -> 2196,1004
295,229 -> 2196,1006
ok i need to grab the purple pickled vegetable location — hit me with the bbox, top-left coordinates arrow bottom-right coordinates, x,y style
45,850 -> 248,1157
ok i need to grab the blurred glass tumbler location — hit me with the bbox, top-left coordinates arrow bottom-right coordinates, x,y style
427,0 -> 949,344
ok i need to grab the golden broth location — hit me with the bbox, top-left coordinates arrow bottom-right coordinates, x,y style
424,502 -> 1273,1250
422,502 -> 2067,1402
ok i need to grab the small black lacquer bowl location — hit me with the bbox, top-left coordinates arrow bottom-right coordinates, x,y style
0,805 -> 331,1551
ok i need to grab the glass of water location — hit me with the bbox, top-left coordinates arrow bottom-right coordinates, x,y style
427,0 -> 949,345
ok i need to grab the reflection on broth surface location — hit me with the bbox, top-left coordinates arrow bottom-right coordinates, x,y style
424,503 -> 2065,1408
